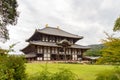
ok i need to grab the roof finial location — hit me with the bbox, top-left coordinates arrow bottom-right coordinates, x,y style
45,24 -> 48,27
57,26 -> 59,29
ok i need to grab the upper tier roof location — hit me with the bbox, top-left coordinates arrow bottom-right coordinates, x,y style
36,27 -> 83,39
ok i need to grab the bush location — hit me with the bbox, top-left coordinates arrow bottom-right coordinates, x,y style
96,67 -> 120,80
51,68 -> 80,80
28,67 -> 81,80
0,55 -> 26,80
28,68 -> 51,80
0,55 -> 8,80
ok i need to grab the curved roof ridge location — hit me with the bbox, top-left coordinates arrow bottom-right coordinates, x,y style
36,26 -> 83,39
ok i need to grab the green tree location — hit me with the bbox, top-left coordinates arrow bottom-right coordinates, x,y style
0,0 -> 19,41
85,44 -> 104,57
97,34 -> 120,65
0,42 -> 18,56
96,67 -> 120,80
0,48 -> 7,55
0,55 -> 26,80
113,16 -> 120,31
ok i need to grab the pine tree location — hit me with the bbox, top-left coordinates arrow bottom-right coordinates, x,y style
113,16 -> 120,32
0,0 -> 18,41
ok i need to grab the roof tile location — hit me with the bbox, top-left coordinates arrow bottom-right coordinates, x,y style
37,27 -> 83,38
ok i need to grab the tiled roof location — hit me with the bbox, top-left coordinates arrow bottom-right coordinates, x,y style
25,53 -> 36,58
30,41 -> 90,49
37,27 -> 83,39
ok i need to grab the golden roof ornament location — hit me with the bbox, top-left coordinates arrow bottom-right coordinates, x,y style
45,24 -> 48,27
57,26 -> 59,29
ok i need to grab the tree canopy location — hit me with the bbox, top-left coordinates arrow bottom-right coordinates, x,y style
97,15 -> 120,65
97,35 -> 120,65
85,44 -> 104,57
0,48 -> 7,55
113,16 -> 120,32
0,0 -> 18,41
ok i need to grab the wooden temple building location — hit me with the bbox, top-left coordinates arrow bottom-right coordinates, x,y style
21,26 -> 90,61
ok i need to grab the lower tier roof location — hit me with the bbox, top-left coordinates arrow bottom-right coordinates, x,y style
29,41 -> 90,49
25,53 -> 36,58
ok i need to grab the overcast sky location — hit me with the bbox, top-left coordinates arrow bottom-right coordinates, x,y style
0,0 -> 120,54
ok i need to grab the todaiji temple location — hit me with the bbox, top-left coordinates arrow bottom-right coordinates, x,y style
21,25 -> 90,61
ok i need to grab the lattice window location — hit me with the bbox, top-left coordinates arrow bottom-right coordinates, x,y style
46,36 -> 48,42
44,47 -> 47,53
48,47 -> 50,53
37,46 -> 39,53
69,49 -> 71,54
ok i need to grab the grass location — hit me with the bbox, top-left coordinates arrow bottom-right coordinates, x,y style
26,63 -> 114,80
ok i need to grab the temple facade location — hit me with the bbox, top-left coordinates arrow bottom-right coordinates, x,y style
21,26 -> 89,61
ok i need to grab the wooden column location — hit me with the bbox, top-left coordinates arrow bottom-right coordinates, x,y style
64,47 -> 66,62
76,49 -> 78,60
70,48 -> 72,61
50,47 -> 52,60
42,46 -> 44,60
72,48 -> 74,60
57,47 -> 59,61
81,49 -> 84,59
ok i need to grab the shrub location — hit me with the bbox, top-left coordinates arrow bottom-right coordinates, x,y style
28,63 -> 51,80
96,67 -> 120,80
0,55 -> 26,80
28,67 -> 81,80
0,55 -> 8,80
28,70 -> 51,80
51,68 -> 80,80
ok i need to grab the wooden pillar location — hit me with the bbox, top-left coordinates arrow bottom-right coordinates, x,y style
64,47 -> 67,62
50,47 -> 52,60
76,49 -> 78,61
47,47 -> 50,61
70,48 -> 72,61
57,47 -> 59,61
42,46 -> 44,61
72,48 -> 74,60
51,36 -> 53,42
81,49 -> 84,59
75,49 -> 77,61
73,49 -> 75,60
55,36 -> 56,43
47,35 -> 49,42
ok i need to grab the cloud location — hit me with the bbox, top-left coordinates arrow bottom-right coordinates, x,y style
0,0 -> 120,54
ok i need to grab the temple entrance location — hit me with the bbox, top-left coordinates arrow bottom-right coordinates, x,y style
59,55 -> 65,60
36,54 -> 43,60
59,55 -> 72,60
51,54 -> 72,61
66,55 -> 72,60
51,54 -> 57,60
